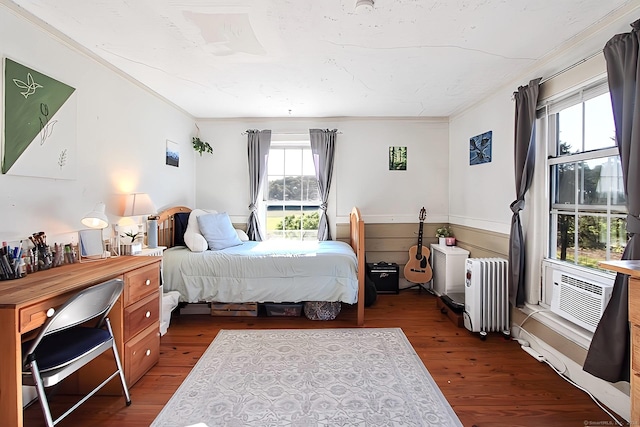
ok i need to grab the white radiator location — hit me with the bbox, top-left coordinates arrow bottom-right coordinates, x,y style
463,258 -> 510,337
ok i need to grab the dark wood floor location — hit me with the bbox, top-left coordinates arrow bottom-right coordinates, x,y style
24,289 -> 624,427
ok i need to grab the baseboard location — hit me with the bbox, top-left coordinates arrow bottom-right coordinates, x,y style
511,325 -> 630,423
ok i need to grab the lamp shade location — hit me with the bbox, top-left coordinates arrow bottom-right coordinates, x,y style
122,193 -> 156,217
81,202 -> 109,229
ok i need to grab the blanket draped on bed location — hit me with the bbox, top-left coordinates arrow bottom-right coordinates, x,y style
162,240 -> 359,304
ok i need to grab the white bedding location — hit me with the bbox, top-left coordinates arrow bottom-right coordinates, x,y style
162,240 -> 359,304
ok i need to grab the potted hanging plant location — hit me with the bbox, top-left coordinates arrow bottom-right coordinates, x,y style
192,136 -> 213,156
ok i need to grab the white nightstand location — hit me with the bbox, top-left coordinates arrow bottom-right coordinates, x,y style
134,246 -> 167,257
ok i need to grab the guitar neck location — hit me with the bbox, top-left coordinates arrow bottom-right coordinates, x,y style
416,222 -> 424,257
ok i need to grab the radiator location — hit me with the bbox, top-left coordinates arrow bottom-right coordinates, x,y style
463,258 -> 510,337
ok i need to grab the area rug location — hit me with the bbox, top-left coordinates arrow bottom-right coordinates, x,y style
151,328 -> 462,427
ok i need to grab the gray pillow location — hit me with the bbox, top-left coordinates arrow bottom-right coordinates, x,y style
196,212 -> 243,250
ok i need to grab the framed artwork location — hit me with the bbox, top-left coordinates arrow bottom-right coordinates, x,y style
3,58 -> 77,179
389,146 -> 407,170
470,130 -> 492,165
166,139 -> 179,167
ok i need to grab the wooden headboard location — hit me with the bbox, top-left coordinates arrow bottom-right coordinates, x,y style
350,207 -> 365,326
157,206 -> 191,248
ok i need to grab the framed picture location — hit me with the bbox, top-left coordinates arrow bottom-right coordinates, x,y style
470,130 -> 492,165
166,139 -> 179,167
389,146 -> 407,170
3,58 -> 77,179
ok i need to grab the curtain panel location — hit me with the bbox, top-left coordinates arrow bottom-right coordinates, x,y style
246,129 -> 271,241
309,129 -> 337,241
509,78 -> 541,307
584,19 -> 640,383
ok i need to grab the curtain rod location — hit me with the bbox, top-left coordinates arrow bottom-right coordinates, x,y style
240,130 -> 343,135
539,50 -> 602,85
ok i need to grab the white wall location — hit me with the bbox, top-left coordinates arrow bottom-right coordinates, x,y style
0,4 -> 195,245
449,93 -> 515,235
448,2 -> 639,236
194,117 -> 449,232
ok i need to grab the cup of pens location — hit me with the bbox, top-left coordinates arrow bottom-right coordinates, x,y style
0,241 -> 25,280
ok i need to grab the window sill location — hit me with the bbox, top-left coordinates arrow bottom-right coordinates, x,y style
518,302 -> 594,350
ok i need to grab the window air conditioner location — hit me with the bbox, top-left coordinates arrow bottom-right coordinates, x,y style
551,269 -> 614,333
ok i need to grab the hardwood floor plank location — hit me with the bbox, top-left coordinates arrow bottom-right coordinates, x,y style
23,290 -> 624,426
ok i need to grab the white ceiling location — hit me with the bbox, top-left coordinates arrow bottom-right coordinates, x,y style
6,0 -> 638,118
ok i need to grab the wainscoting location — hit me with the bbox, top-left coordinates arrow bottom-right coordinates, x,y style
336,222 -> 509,279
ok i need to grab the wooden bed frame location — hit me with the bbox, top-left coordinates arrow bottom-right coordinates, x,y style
156,206 -> 366,326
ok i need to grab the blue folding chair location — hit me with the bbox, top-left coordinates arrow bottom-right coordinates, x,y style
22,278 -> 131,426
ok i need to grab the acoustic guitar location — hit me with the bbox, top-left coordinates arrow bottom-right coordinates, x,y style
404,207 -> 433,284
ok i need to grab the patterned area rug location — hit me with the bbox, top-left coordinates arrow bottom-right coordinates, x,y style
152,328 -> 462,426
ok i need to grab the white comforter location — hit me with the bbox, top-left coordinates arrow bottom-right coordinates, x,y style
162,240 -> 359,304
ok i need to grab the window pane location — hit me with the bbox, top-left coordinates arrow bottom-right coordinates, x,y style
595,156 -> 626,208
284,176 -> 302,202
302,149 -> 316,175
284,149 -> 302,175
268,176 -> 285,201
575,215 -> 607,268
268,148 -> 284,175
557,103 -> 582,155
578,159 -> 605,205
554,214 -> 575,262
553,162 -> 575,205
266,206 -> 285,240
584,93 -> 616,151
610,217 -> 627,261
301,176 -> 319,201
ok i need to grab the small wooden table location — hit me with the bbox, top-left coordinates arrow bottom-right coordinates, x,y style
598,260 -> 640,424
0,256 -> 161,427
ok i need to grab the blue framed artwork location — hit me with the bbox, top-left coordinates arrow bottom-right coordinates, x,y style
469,130 -> 492,165
166,139 -> 179,167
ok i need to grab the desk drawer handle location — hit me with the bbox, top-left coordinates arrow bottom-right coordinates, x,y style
145,349 -> 151,357
145,279 -> 151,286
145,311 -> 151,318
46,308 -> 55,317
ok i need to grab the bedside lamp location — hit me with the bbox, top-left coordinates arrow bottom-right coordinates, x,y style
122,193 -> 158,248
81,202 -> 109,229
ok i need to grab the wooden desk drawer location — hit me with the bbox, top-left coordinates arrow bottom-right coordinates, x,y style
124,292 -> 159,342
124,263 -> 159,306
19,292 -> 74,334
125,323 -> 160,385
630,278 -> 640,326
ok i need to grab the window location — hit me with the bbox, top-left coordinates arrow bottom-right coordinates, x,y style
545,83 -> 626,269
265,141 -> 320,240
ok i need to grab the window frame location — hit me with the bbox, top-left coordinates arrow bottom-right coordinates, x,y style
538,78 -> 625,304
262,139 -> 320,241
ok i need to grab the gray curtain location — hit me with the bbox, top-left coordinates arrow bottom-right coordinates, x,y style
509,78 -> 541,307
246,129 -> 271,241
309,129 -> 337,241
583,19 -> 640,383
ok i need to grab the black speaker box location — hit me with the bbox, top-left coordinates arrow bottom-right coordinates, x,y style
367,262 -> 399,294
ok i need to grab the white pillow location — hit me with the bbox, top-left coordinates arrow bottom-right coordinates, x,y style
197,212 -> 243,250
184,209 -> 218,252
235,228 -> 249,241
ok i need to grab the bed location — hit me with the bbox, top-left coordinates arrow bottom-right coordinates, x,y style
156,206 -> 366,326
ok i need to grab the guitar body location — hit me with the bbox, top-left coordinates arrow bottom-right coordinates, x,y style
404,245 -> 433,283
404,207 -> 433,284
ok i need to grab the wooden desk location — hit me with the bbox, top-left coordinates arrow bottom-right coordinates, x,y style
599,260 -> 640,424
0,256 -> 162,427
